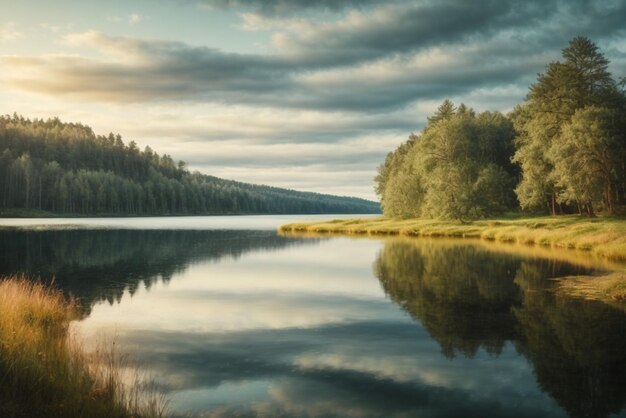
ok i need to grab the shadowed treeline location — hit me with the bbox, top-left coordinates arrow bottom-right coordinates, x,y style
0,229 -> 315,314
0,115 -> 380,216
374,241 -> 626,418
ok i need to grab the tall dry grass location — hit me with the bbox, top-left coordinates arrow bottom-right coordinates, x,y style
0,275 -> 167,418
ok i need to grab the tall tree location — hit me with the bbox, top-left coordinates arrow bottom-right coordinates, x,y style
426,99 -> 456,126
512,36 -> 620,215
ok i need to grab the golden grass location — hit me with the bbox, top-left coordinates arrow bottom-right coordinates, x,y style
280,215 -> 626,262
554,272 -> 626,308
0,275 -> 167,418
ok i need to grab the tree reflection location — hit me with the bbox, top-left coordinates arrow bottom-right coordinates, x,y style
514,261 -> 626,418
374,240 -> 626,418
375,240 -> 521,357
0,229 -> 313,314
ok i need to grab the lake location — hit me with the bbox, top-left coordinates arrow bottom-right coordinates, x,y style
1,216 -> 625,418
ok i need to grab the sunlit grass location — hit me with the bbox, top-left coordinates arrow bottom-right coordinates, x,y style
0,275 -> 167,418
554,272 -> 626,309
280,215 -> 626,261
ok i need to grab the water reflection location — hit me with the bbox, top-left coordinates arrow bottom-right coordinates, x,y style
2,225 -> 626,418
375,242 -> 523,357
375,240 -> 626,418
514,261 -> 626,418
0,229 -> 315,313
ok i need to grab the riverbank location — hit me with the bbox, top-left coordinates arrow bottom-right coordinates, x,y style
280,215 -> 626,261
0,276 -> 166,418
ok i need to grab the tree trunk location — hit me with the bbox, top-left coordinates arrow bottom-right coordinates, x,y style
605,181 -> 613,215
587,202 -> 596,217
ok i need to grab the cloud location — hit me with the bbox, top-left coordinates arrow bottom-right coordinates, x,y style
3,1 -> 625,113
0,23 -> 22,42
107,322 -> 563,417
195,0 -> 386,16
3,0 -> 626,113
267,1 -> 536,65
128,13 -> 143,24
3,31 -> 293,103
3,0 -> 626,199
0,31 -> 550,112
107,13 -> 145,25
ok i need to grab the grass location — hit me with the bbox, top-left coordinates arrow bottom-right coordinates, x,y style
554,272 -> 626,308
0,275 -> 167,418
280,215 -> 626,261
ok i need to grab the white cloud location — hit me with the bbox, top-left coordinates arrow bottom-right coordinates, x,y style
128,13 -> 143,24
106,13 -> 144,25
0,23 -> 22,42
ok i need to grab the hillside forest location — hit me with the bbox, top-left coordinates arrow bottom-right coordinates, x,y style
375,37 -> 626,220
0,119 -> 379,215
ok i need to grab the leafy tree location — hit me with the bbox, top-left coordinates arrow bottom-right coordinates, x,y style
550,106 -> 623,215
375,135 -> 418,216
426,99 -> 456,126
377,101 -> 516,220
512,36 -> 623,215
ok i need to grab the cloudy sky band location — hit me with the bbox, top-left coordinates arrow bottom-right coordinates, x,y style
1,0 -> 624,199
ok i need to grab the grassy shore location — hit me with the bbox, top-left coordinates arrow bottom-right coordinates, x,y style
0,276 -> 166,418
280,215 -> 626,261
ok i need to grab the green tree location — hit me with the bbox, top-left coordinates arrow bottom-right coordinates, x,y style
550,106 -> 623,215
377,101 -> 516,220
512,36 -> 621,215
426,99 -> 456,126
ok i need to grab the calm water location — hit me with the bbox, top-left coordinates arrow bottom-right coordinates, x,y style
1,216 -> 626,418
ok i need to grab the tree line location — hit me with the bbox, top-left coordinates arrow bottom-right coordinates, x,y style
375,37 -> 626,220
0,116 -> 379,215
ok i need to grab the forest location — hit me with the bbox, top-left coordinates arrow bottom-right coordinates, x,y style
0,116 -> 379,215
375,37 -> 626,220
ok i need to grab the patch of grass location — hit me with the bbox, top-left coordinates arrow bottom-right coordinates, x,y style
603,276 -> 626,302
0,275 -> 167,418
280,215 -> 626,261
555,272 -> 626,308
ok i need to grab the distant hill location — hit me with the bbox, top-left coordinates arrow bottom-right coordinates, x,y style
0,114 -> 380,215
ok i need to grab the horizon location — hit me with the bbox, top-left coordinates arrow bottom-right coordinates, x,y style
1,0 -> 625,200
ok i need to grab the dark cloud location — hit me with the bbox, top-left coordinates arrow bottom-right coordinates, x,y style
3,0 -> 626,112
195,0 -> 386,16
271,0 -> 551,67
0,32 -> 546,112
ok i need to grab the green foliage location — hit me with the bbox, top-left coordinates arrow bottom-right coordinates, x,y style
551,106 -> 624,214
426,99 -> 456,126
376,36 -> 626,219
376,102 -> 516,220
0,115 -> 380,215
512,36 -> 626,215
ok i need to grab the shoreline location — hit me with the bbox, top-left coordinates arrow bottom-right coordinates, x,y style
279,215 -> 626,262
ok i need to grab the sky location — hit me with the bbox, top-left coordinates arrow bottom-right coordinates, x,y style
1,0 -> 625,200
